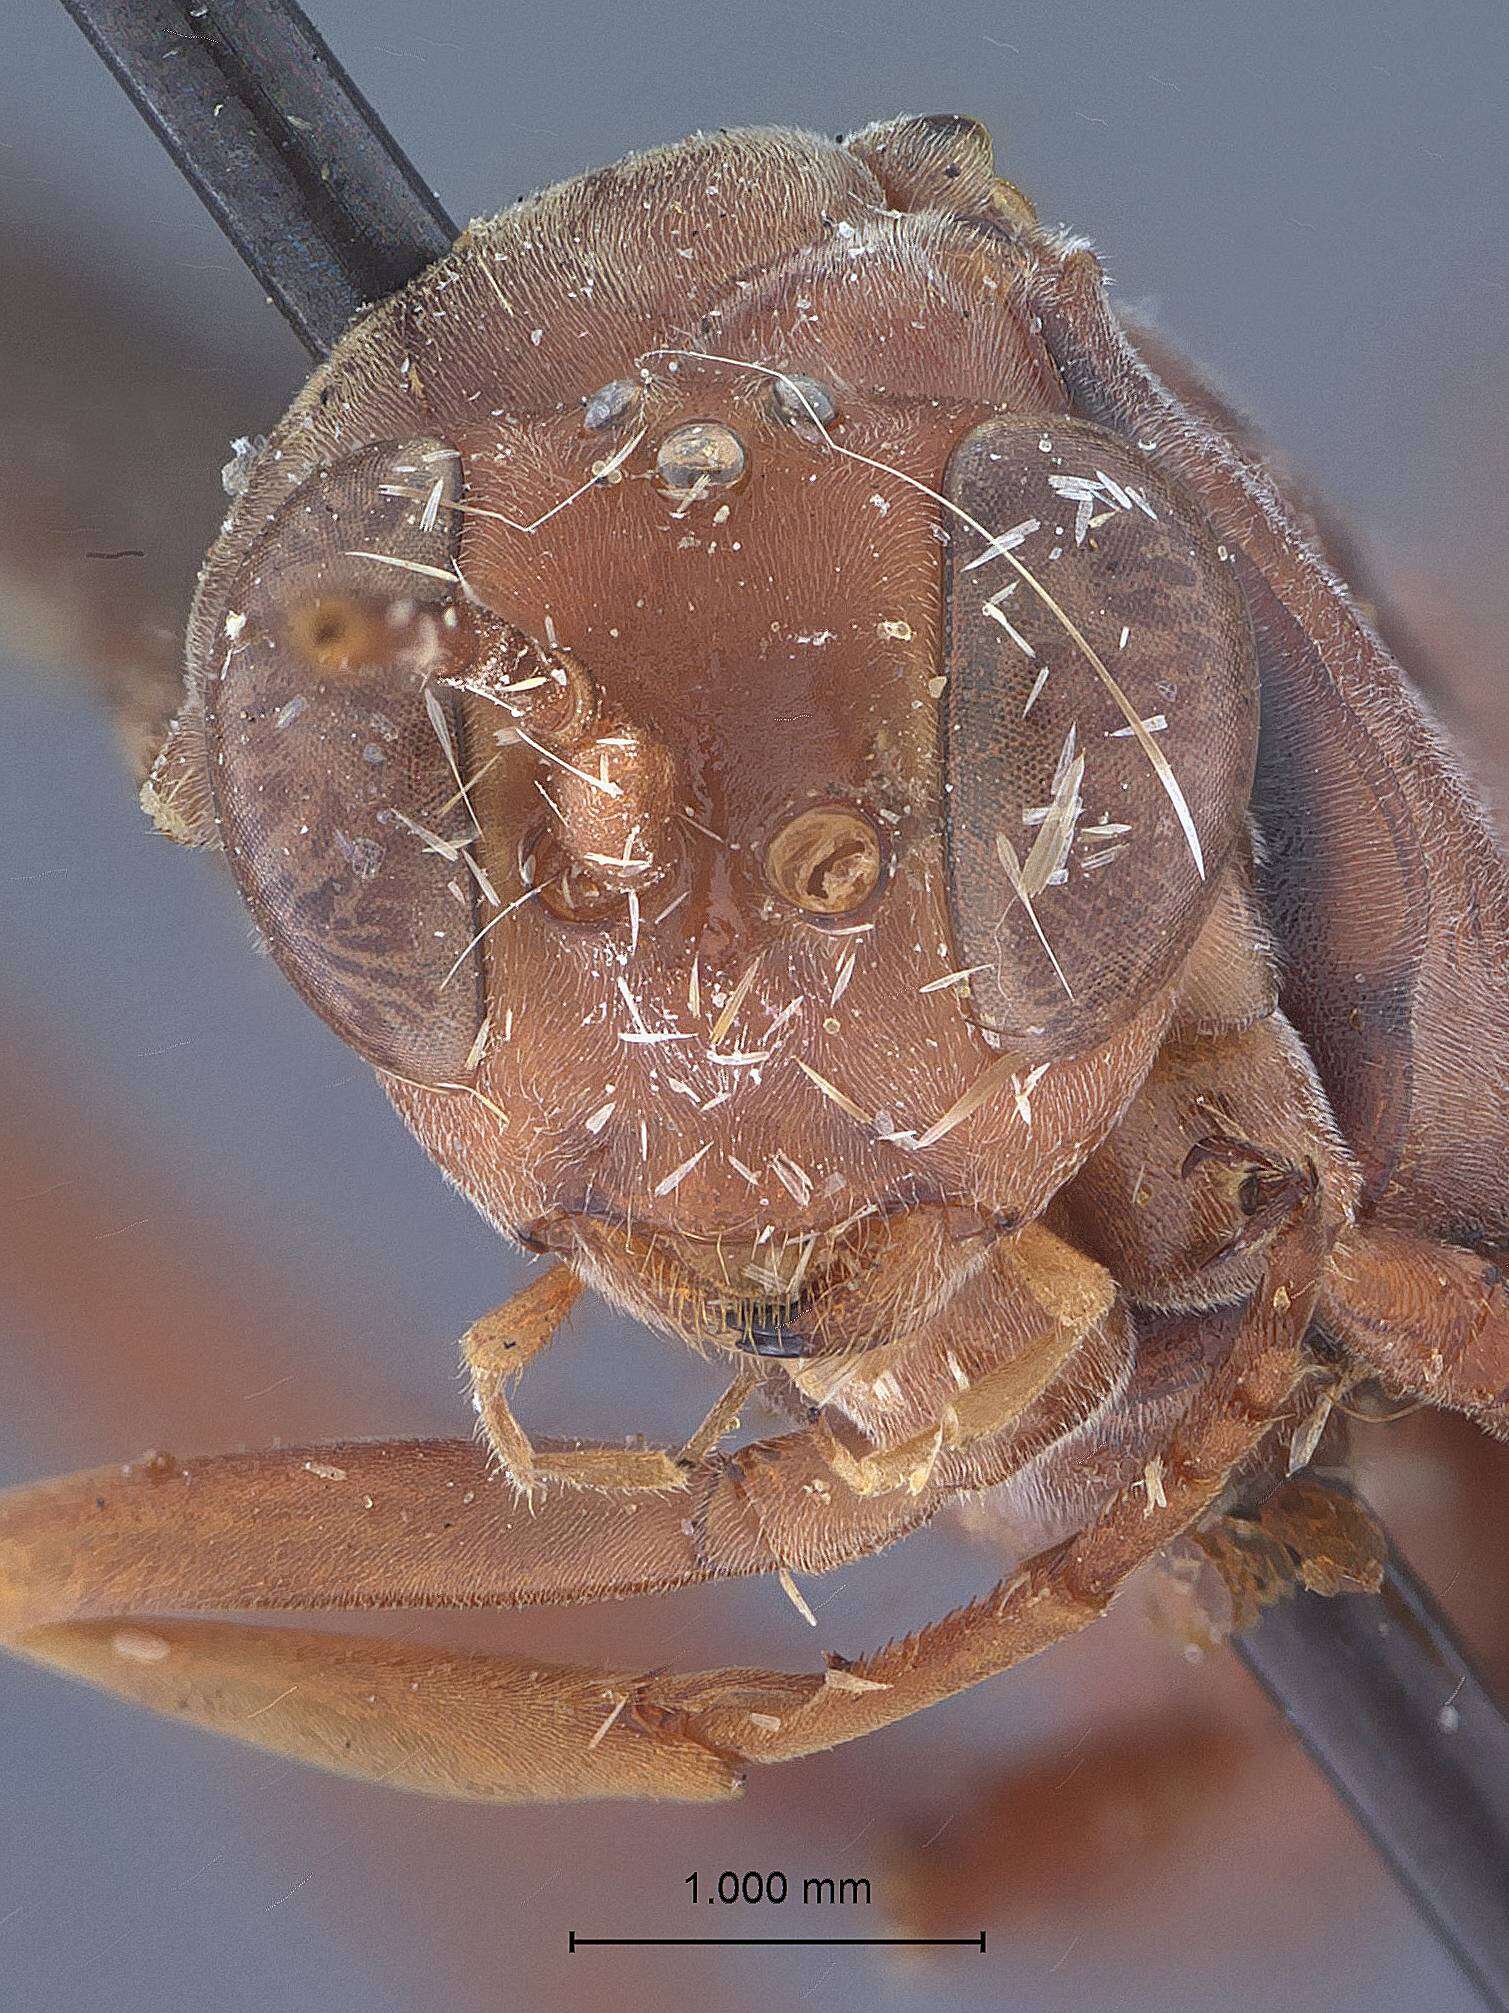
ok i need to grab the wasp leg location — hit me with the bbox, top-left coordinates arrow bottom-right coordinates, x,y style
0,1192 -> 1320,1802
0,1405 -> 1006,1804
517,1372 -> 758,1496
465,1270 -> 758,1496
1323,1224 -> 1509,1435
0,1409 -> 952,1804
463,1265 -> 715,1494
786,1222 -> 1121,1500
0,1216 -> 1316,1804
659,1193 -> 1326,1771
675,1370 -> 759,1467
813,1419 -> 949,1500
0,1326 -> 1125,1647
461,1264 -> 590,1492
7,1619 -> 744,1805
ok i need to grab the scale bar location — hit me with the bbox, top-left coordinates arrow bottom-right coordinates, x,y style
569,1932 -> 986,1951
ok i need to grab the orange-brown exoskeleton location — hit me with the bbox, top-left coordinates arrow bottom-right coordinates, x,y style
5,114 -> 1508,1804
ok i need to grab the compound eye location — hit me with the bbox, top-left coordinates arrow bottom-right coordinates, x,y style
200,439 -> 487,1082
765,805 -> 885,917
942,417 -> 1258,1055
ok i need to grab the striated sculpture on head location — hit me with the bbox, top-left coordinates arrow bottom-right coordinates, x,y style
7,114 -> 1505,1804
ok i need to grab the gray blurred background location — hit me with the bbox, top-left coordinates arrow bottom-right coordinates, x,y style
3,2 -> 1508,2010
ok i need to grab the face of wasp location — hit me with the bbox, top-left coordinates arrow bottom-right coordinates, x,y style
157,122 -> 1257,1357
